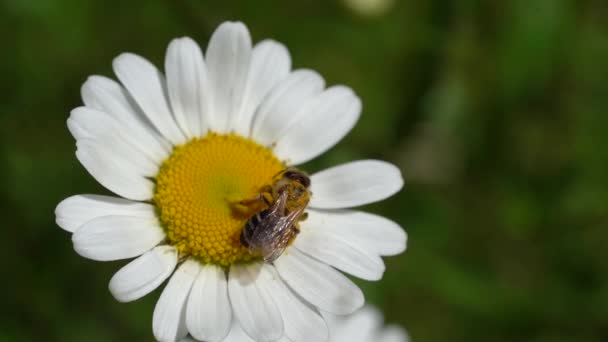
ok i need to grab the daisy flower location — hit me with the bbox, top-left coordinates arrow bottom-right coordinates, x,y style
182,305 -> 409,342
55,21 -> 406,342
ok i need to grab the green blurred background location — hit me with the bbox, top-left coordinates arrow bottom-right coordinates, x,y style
2,0 -> 608,341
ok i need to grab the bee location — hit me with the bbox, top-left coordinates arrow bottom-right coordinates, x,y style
239,168 -> 311,263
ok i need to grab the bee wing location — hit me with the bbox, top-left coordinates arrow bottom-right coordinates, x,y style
261,207 -> 304,263
248,199 -> 304,264
246,191 -> 289,253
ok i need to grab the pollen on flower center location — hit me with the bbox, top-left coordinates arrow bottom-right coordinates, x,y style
154,133 -> 284,266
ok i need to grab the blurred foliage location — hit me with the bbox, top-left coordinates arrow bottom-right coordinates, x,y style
1,0 -> 608,341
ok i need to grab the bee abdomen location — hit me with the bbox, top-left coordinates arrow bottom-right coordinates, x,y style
240,210 -> 269,247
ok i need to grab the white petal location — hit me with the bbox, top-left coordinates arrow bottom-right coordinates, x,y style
186,264 -> 231,342
326,306 -> 381,342
81,75 -> 148,128
380,326 -> 410,342
205,21 -> 252,133
274,248 -> 364,315
80,75 -> 171,162
55,194 -> 155,233
109,245 -> 178,302
309,160 -> 404,209
303,209 -> 406,256
75,139 -> 155,201
113,53 -> 187,145
72,215 -> 164,261
228,263 -> 283,342
165,37 -> 209,138
294,226 -> 385,281
251,70 -> 324,146
273,86 -> 361,165
232,40 -> 291,137
153,259 -> 200,342
70,107 -> 159,177
223,323 -> 254,342
259,264 -> 328,342
66,116 -> 88,139
66,107 -> 98,140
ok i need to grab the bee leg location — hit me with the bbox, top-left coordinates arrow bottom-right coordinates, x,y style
232,201 -> 262,217
298,212 -> 308,221
232,191 -> 272,217
239,193 -> 269,207
260,191 -> 273,206
260,184 -> 273,193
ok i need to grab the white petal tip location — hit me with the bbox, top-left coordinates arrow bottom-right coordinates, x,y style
109,245 -> 178,302
310,160 -> 404,209
217,21 -> 248,31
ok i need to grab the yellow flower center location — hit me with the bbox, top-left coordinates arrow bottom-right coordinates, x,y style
154,133 -> 284,266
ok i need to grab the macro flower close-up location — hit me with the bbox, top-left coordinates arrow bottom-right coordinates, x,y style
9,1 -> 604,341
54,21 -> 406,342
182,305 -> 409,342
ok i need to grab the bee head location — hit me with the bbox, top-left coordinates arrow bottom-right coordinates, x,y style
283,169 -> 311,188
